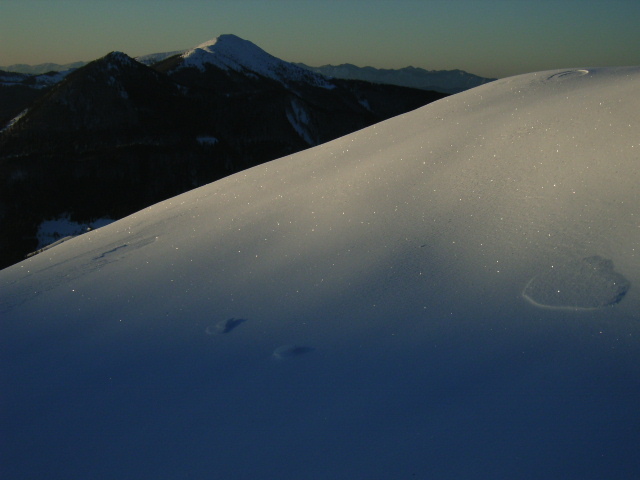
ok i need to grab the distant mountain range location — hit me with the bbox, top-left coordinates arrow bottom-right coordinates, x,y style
297,63 -> 495,94
1,51 -> 494,94
0,34 -> 448,269
0,61 -> 87,75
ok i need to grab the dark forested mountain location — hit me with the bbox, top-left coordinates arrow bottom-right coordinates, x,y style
0,35 -> 447,269
0,69 -> 71,126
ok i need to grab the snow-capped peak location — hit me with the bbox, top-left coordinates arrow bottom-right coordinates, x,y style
182,34 -> 275,73
179,34 -> 334,88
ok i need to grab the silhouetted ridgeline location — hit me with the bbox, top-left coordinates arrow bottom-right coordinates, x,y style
0,35 -> 447,268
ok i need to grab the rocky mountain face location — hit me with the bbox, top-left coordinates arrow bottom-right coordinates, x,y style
0,35 -> 446,269
297,63 -> 495,94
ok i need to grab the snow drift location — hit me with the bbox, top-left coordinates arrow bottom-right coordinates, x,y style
1,66 -> 639,479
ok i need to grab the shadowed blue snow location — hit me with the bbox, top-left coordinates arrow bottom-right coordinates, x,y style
1,67 -> 640,480
273,344 -> 315,359
205,317 -> 247,335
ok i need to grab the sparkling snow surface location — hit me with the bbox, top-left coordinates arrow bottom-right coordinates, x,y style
2,67 -> 640,479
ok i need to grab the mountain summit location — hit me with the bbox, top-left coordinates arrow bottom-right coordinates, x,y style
0,35 -> 445,269
175,34 -> 333,88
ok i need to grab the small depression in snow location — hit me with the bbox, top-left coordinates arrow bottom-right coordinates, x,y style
205,317 -> 247,335
94,244 -> 128,260
546,69 -> 589,81
523,255 -> 630,310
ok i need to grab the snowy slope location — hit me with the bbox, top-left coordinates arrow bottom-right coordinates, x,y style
135,50 -> 186,65
2,67 -> 640,480
0,69 -> 73,88
178,34 -> 335,88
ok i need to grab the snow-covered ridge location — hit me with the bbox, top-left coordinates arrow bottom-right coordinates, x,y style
0,61 -> 87,74
0,72 -> 28,83
32,215 -> 114,253
2,66 -> 639,479
179,34 -> 335,88
0,109 -> 28,133
135,50 -> 186,66
0,69 -> 73,89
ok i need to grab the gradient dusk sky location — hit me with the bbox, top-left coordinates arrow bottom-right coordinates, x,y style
1,0 -> 638,78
